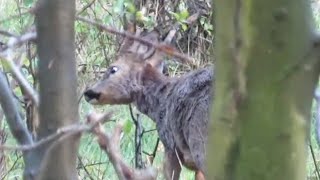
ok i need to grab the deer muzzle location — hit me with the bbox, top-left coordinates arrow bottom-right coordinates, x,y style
83,89 -> 101,104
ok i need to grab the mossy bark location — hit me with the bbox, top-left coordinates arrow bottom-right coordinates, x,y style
208,0 -> 320,180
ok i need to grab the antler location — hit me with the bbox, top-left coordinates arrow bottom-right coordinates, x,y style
128,30 -> 160,60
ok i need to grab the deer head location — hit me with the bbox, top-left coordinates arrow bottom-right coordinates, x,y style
84,27 -> 170,105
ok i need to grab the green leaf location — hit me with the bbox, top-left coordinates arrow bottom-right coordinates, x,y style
22,57 -> 30,67
136,11 -> 144,20
0,59 -> 10,72
123,120 -> 133,134
181,23 -> 188,31
124,2 -> 136,14
180,9 -> 189,20
23,0 -> 34,7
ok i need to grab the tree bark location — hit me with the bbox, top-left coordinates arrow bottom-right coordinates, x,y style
27,0 -> 79,179
208,0 -> 320,180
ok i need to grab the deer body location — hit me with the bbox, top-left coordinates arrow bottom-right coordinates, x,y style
135,65 -> 213,175
84,29 -> 213,180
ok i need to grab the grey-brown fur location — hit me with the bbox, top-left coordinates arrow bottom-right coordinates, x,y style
83,29 -> 213,180
135,64 -> 213,175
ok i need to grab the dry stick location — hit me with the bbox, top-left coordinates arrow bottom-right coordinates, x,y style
0,111 -> 113,152
76,16 -> 194,64
88,113 -> 157,180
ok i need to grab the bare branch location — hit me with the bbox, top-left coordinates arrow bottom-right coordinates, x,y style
76,16 -> 194,65
0,111 -> 113,152
88,112 -> 158,180
3,56 -> 39,106
0,71 -> 33,146
0,30 -> 18,38
0,31 -> 39,107
0,30 -> 36,53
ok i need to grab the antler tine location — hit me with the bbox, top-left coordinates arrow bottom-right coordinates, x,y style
127,27 -> 145,53
118,21 -> 137,53
145,29 -> 176,61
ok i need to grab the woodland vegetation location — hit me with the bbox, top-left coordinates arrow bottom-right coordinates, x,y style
0,0 -> 319,179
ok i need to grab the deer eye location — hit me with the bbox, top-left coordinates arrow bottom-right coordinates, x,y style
110,66 -> 119,74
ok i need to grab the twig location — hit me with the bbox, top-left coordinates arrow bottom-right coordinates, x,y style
0,30 -> 36,53
0,31 -> 39,106
129,104 -> 144,169
143,129 -> 157,134
0,30 -> 18,38
76,16 -> 194,64
1,154 -> 22,179
77,161 -> 109,169
77,0 -> 96,15
314,87 -> 320,180
0,71 -> 33,146
142,138 -> 160,165
78,156 -> 95,180
0,7 -> 35,24
3,56 -> 39,106
310,144 -> 320,179
88,112 -> 158,180
316,87 -> 320,146
0,111 -> 113,152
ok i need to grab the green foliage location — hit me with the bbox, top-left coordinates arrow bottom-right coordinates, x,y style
23,0 -> 34,7
0,0 -> 317,179
169,9 -> 189,31
200,16 -> 213,36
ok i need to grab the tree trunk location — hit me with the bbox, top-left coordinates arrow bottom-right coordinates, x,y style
208,0 -> 320,180
27,0 -> 79,179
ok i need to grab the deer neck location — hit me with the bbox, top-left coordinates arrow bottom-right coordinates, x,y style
133,80 -> 170,122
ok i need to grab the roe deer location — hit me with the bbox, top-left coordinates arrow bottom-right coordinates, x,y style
84,28 -> 213,180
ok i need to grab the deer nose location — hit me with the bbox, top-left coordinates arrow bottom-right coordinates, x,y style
84,89 -> 101,102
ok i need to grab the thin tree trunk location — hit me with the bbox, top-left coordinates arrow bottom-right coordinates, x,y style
26,0 -> 79,179
208,0 -> 320,179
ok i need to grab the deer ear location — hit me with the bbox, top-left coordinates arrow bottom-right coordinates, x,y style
146,51 -> 166,73
140,63 -> 163,85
